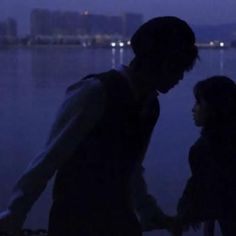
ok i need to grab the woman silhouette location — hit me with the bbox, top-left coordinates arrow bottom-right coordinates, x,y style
177,76 -> 236,236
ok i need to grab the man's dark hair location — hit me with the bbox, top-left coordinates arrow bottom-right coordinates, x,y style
131,16 -> 198,72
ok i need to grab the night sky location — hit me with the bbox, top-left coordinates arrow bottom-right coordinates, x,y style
1,0 -> 236,35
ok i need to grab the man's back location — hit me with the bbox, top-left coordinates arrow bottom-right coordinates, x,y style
48,70 -> 159,235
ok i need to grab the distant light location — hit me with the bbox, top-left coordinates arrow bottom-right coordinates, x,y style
127,40 -> 131,46
220,42 -> 224,47
119,42 -> 124,47
209,41 -> 214,46
110,42 -> 116,47
81,11 -> 89,15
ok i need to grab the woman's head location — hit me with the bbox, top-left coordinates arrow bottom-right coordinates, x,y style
192,76 -> 236,128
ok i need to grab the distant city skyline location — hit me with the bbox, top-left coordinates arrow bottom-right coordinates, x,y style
30,9 -> 143,38
1,0 -> 236,35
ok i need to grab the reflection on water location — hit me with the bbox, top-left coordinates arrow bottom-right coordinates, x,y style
111,47 -> 128,68
219,49 -> 224,74
0,48 -> 19,86
111,48 -> 116,68
30,47 -> 132,88
119,48 -> 124,65
0,48 -> 235,236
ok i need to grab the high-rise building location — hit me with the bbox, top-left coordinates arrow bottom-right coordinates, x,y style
5,18 -> 18,37
107,16 -> 123,35
0,22 -> 6,37
0,18 -> 17,38
77,12 -> 123,36
31,9 -> 53,36
30,8 -> 143,39
31,9 -> 83,36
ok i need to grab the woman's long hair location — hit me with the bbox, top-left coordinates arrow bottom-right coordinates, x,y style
194,75 -> 236,147
194,76 -> 236,126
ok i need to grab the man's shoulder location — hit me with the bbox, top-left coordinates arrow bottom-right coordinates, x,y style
66,76 -> 103,95
66,69 -> 121,94
189,136 -> 210,162
60,76 -> 106,114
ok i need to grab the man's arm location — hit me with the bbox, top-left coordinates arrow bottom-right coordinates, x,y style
130,164 -> 172,231
0,78 -> 106,233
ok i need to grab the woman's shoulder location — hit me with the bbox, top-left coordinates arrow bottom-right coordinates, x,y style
190,136 -> 210,155
188,136 -> 213,170
190,130 -> 236,167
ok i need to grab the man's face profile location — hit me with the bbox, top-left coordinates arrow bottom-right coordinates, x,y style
143,56 -> 185,93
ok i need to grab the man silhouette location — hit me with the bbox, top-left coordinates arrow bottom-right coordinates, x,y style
0,16 -> 198,236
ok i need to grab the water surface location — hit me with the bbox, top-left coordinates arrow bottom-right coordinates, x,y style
0,47 -> 236,235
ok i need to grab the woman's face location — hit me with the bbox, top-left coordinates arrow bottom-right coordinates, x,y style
192,98 -> 208,127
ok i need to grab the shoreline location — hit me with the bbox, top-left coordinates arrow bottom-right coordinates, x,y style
0,44 -> 234,50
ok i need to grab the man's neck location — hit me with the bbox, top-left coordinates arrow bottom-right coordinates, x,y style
125,66 -> 159,101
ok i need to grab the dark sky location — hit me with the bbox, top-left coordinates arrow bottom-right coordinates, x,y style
1,0 -> 236,35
